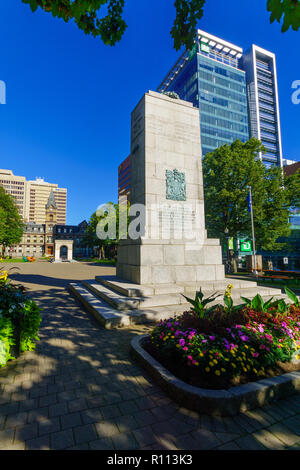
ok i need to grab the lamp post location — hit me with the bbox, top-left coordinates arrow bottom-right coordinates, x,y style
248,186 -> 258,277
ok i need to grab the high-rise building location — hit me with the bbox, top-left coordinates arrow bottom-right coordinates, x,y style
118,155 -> 131,204
26,177 -> 67,225
0,170 -> 67,224
0,169 -> 27,219
158,30 -> 283,168
243,45 -> 283,167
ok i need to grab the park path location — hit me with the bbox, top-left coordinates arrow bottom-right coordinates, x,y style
0,262 -> 300,450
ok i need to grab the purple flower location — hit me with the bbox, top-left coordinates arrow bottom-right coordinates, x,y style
209,336 -> 215,341
179,339 -> 185,347
240,335 -> 249,342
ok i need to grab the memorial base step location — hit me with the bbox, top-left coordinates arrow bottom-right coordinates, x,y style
69,275 -> 293,329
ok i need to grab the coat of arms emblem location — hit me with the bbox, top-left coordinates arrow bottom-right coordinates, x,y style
166,169 -> 186,201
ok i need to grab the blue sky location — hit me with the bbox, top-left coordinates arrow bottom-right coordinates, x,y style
0,0 -> 299,224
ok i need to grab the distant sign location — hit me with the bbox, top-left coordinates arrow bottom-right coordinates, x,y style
240,240 -> 252,252
283,257 -> 289,265
200,42 -> 210,53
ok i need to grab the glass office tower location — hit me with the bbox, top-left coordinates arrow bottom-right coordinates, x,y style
158,30 -> 282,167
242,45 -> 283,167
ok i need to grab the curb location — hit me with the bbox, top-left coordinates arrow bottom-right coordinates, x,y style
131,334 -> 300,416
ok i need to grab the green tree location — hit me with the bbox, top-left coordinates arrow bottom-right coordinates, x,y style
202,138 -> 300,252
81,201 -> 129,259
21,1 -> 299,51
267,0 -> 300,32
0,187 -> 24,256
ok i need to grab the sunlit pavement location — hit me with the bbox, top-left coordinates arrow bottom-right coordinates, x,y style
0,261 -> 300,450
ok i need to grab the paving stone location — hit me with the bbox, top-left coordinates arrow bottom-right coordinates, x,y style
39,393 -> 58,407
15,423 -> 38,441
111,432 -> 139,450
0,429 -> 14,449
95,420 -> 120,438
135,396 -> 156,411
38,417 -> 61,436
49,402 -> 68,417
100,405 -> 122,420
27,407 -> 49,423
284,416 -> 300,436
51,429 -> 75,450
61,412 -> 82,430
115,414 -> 138,433
133,426 -> 159,447
74,423 -> 98,444
5,412 -> 28,429
235,434 -> 266,450
215,432 -> 241,444
86,394 -> 106,408
81,408 -> 103,425
189,429 -> 221,450
216,441 -> 240,450
134,410 -> 158,427
89,438 -> 114,450
267,423 -> 300,447
118,400 -> 140,415
26,435 -> 51,450
252,429 -> 286,449
67,398 -> 87,413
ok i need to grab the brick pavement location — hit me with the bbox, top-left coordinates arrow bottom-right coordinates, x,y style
0,262 -> 300,450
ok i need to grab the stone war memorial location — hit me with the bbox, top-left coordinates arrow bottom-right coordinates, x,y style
70,91 -> 284,327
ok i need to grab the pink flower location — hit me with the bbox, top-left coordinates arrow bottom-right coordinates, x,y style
183,347 -> 188,351
252,352 -> 259,357
179,339 -> 185,347
187,355 -> 193,361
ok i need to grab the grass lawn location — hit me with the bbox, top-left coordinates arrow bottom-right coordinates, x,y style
0,258 -> 25,263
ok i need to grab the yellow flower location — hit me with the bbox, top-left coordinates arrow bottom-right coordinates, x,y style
209,362 -> 214,367
205,367 -> 210,372
213,359 -> 218,364
215,370 -> 221,376
221,368 -> 226,372
232,363 -> 236,368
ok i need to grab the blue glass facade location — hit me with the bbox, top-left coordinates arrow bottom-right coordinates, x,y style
164,52 -> 249,157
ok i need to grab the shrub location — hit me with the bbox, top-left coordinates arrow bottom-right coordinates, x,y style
0,316 -> 14,367
0,278 -> 42,358
149,286 -> 300,387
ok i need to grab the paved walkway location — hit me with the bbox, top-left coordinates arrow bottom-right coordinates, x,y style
0,262 -> 300,450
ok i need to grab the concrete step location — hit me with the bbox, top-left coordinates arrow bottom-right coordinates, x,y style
69,281 -> 297,328
69,283 -> 147,328
83,279 -> 185,310
95,276 -> 185,297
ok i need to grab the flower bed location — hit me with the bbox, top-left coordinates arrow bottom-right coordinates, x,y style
0,274 -> 42,367
145,286 -> 300,390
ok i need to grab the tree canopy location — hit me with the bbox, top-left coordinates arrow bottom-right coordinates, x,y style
0,187 -> 24,255
21,1 -> 299,51
81,201 -> 129,258
202,138 -> 300,252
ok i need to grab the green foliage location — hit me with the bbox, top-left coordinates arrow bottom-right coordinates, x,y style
202,138 -> 295,252
19,299 -> 42,352
285,285 -> 300,307
22,1 -> 299,53
240,294 -> 276,313
182,288 -> 220,318
82,201 -> 129,259
171,0 -> 205,50
0,187 -> 24,255
21,0 -> 206,50
0,316 -> 15,367
0,279 -> 42,357
267,0 -> 300,32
